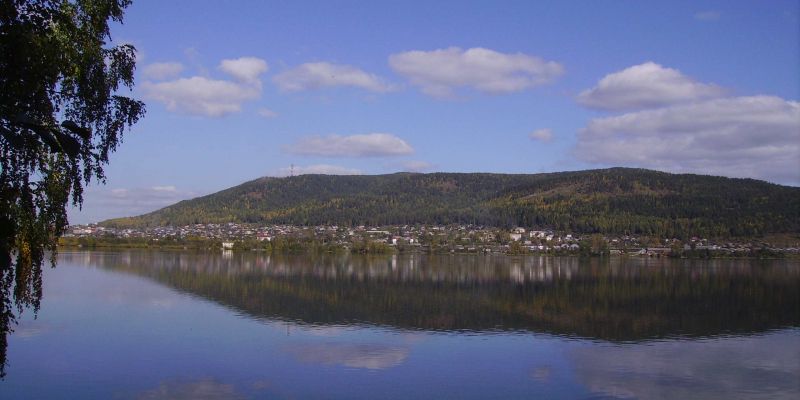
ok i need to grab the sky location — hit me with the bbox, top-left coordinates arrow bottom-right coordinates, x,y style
68,0 -> 800,224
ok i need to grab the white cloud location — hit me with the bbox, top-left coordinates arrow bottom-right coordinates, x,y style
142,62 -> 184,80
694,10 -> 721,21
287,133 -> 414,157
529,128 -> 554,142
219,56 -> 269,87
143,56 -> 268,117
110,188 -> 129,197
574,95 -> 800,184
389,47 -> 563,97
257,107 -> 278,118
68,185 -> 198,223
578,62 -> 726,111
273,62 -> 393,92
143,76 -> 260,117
151,185 -> 177,192
274,164 -> 362,176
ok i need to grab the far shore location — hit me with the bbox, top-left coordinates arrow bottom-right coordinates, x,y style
57,240 -> 797,260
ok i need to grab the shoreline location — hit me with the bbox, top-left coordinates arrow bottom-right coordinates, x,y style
56,243 -> 797,260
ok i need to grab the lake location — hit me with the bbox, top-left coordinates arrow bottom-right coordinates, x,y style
2,251 -> 798,399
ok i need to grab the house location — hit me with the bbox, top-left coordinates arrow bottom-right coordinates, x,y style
221,241 -> 234,250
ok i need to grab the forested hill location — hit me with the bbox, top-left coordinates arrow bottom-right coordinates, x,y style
101,168 -> 800,237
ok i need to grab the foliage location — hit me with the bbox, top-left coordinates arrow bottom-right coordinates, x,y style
507,240 -> 526,255
580,234 -> 609,256
103,168 -> 800,239
350,239 -> 394,254
0,0 -> 143,376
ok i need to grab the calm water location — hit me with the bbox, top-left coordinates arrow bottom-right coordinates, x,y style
2,251 -> 799,399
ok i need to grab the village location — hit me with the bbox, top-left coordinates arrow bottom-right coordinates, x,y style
63,223 -> 799,257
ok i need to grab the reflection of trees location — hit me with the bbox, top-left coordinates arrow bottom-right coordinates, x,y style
64,251 -> 799,341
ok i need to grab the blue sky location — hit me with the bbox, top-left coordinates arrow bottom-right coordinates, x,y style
69,0 -> 800,223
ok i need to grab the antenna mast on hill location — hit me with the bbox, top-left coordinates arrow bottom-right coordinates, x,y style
290,163 -> 295,177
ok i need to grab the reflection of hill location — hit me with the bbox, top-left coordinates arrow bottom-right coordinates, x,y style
63,251 -> 800,342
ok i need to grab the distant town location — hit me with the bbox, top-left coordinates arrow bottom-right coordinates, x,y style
62,223 -> 799,258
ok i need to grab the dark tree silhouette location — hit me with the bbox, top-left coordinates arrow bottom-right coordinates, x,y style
0,0 -> 144,376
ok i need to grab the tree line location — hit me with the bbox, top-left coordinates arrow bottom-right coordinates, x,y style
103,168 -> 800,239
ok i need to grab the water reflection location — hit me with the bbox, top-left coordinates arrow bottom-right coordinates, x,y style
137,377 -> 245,400
2,251 -> 798,398
61,251 -> 799,341
285,342 -> 408,370
571,331 -> 800,399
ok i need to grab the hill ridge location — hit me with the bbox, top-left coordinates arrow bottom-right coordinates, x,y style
101,168 -> 800,237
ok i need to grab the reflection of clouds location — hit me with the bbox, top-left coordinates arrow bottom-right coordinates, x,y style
304,326 -> 347,337
137,378 -> 244,400
398,331 -> 428,345
286,342 -> 408,370
94,285 -> 178,311
10,323 -> 49,339
148,298 -> 175,309
571,332 -> 800,399
250,379 -> 272,390
78,276 -> 178,310
530,365 -> 552,383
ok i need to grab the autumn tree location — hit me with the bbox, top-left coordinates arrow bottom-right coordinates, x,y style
0,0 -> 144,376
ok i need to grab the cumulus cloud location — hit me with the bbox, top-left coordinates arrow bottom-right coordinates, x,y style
142,62 -> 184,80
143,77 -> 260,117
143,56 -> 268,117
273,62 -> 393,92
286,133 -> 414,157
257,107 -> 278,118
274,164 -> 362,176
574,95 -> 800,184
578,62 -> 726,111
219,56 -> 268,87
389,47 -> 563,97
529,128 -> 554,142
